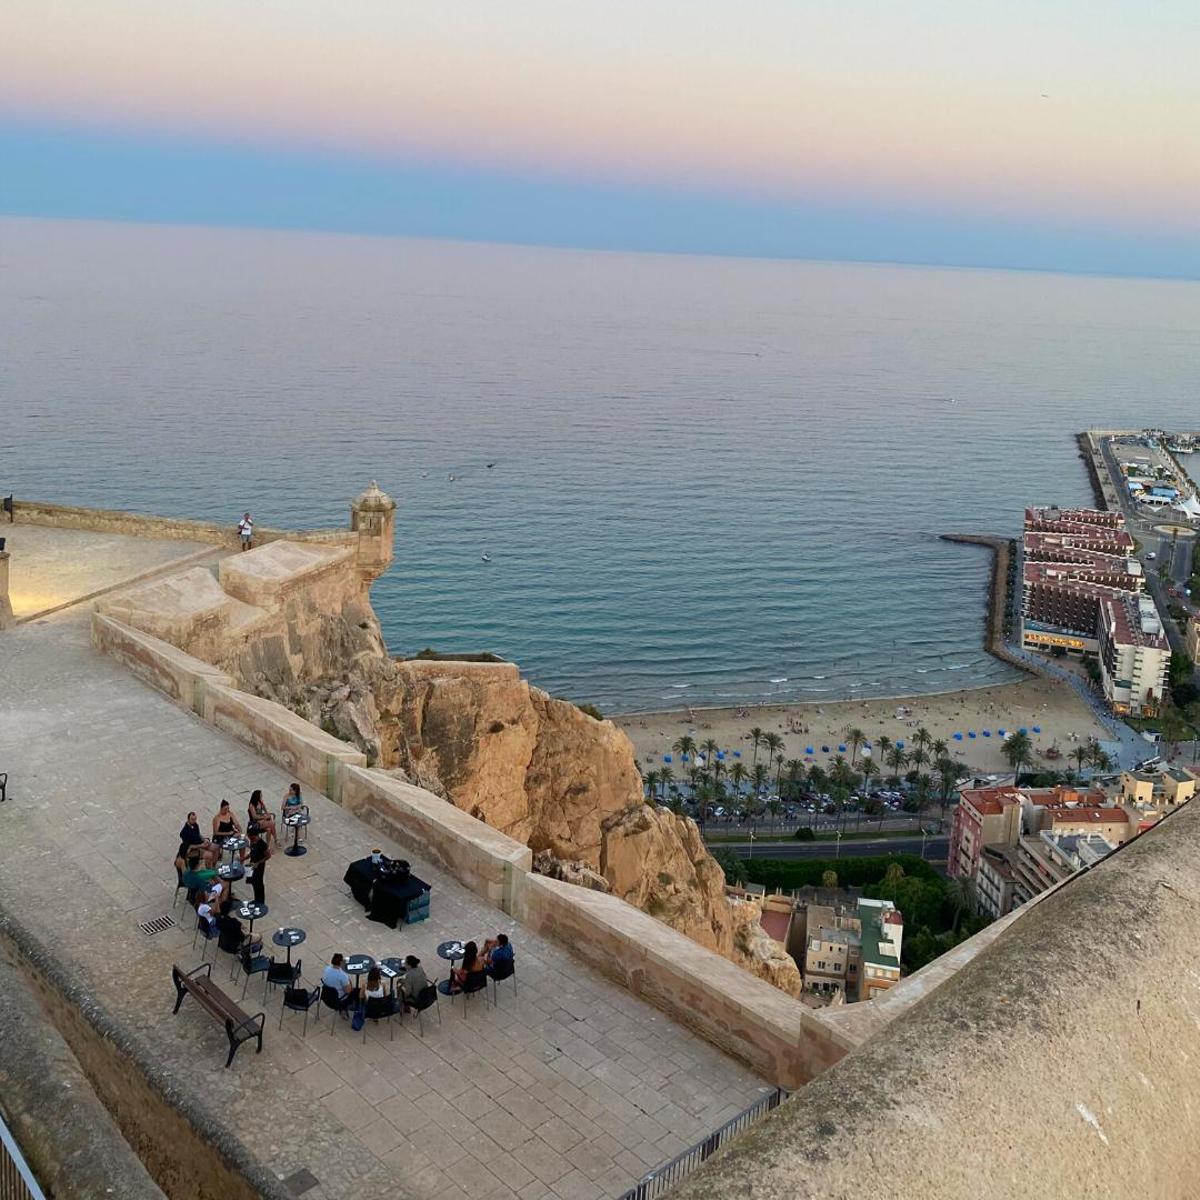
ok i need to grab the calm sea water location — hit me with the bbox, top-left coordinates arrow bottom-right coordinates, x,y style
4,217 -> 1199,712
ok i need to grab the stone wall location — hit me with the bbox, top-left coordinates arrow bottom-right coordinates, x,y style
12,498 -> 354,549
511,873 -> 851,1089
668,804 -> 1200,1199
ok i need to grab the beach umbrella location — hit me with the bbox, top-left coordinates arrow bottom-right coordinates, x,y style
838,744 -> 847,753
998,728 -> 1007,737
896,740 -> 905,749
1032,725 -> 1042,733
733,750 -> 742,758
681,754 -> 689,762
953,733 -> 963,741
1018,728 -> 1027,735
664,754 -> 673,763
982,730 -> 991,737
968,731 -> 976,739
717,751 -> 726,761
822,745 -> 830,753
806,747 -> 814,755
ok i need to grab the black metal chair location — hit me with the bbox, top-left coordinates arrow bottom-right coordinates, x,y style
236,942 -> 271,998
264,957 -> 301,1003
0,773 -> 7,803
174,863 -> 187,909
438,970 -> 487,1017
488,958 -> 517,1004
193,916 -> 219,961
320,984 -> 351,1034
361,995 -> 396,1042
279,985 -> 321,1036
407,981 -> 442,1036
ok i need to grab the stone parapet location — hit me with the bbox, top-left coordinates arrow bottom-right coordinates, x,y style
669,804 -> 1200,1199
341,765 -> 532,911
511,872 -> 853,1089
11,498 -> 355,549
218,541 -> 356,609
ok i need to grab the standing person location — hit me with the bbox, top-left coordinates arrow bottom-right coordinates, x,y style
237,511 -> 253,550
247,828 -> 270,905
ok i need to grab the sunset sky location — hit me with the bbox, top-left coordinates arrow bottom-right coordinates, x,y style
2,0 -> 1197,275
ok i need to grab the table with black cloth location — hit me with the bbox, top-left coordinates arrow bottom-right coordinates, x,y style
343,858 -> 431,928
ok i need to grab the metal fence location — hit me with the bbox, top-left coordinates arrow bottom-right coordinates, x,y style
0,1112 -> 45,1200
618,1087 -> 788,1200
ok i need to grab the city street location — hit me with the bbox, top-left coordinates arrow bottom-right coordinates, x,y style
709,833 -> 949,864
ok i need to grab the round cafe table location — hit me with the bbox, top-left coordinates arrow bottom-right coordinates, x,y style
379,956 -> 406,997
236,901 -> 268,935
221,834 -> 248,864
437,940 -> 466,979
283,812 -> 311,857
344,954 -> 375,984
272,926 -> 306,965
217,862 -> 245,884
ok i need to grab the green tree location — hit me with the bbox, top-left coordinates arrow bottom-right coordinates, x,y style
936,757 -> 966,819
860,756 -> 880,794
748,727 -> 765,772
846,727 -> 866,767
782,758 -> 806,800
886,744 -> 907,785
658,767 -> 674,802
701,738 -> 721,782
883,862 -> 906,887
1002,731 -> 1032,782
773,753 -> 786,795
643,769 -> 660,805
672,734 -> 698,764
821,869 -> 839,890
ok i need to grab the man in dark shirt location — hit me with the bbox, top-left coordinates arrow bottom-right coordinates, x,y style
177,811 -> 217,868
248,828 -> 270,905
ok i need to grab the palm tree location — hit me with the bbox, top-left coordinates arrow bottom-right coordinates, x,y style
846,727 -> 866,767
883,862 -> 906,888
945,876 -> 975,932
749,727 -> 765,772
1086,738 -> 1111,773
860,757 -> 880,793
658,767 -> 675,802
936,757 -> 966,819
728,760 -> 748,799
751,762 -> 769,800
643,769 -> 660,805
1071,742 -> 1090,777
783,758 -> 805,800
773,753 -> 786,795
693,780 -> 716,824
886,744 -> 907,785
672,734 -> 697,765
1003,731 -> 1032,783
701,738 -> 721,782
763,732 -> 784,777
909,743 -> 928,775
932,739 -> 948,762
877,735 -> 893,766
914,726 -> 932,756
821,869 -> 839,890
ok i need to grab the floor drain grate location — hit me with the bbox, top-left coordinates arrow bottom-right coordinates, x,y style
283,1168 -> 320,1197
138,915 -> 175,936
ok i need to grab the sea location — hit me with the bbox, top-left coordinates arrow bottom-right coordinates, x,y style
3,217 -> 1199,713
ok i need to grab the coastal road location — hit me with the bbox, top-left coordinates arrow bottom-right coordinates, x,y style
712,834 -> 949,863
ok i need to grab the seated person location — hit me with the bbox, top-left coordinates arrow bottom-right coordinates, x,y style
247,789 -> 277,847
400,955 -> 430,1003
177,811 -> 218,869
321,953 -> 357,1010
216,899 -> 259,954
449,941 -> 487,992
280,782 -> 305,826
211,800 -> 244,857
196,899 -> 218,935
483,933 -> 514,973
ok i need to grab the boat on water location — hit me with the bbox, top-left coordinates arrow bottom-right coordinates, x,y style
481,553 -> 492,563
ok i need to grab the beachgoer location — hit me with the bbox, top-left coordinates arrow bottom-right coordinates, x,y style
237,512 -> 253,550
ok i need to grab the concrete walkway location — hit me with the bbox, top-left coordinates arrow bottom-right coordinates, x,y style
0,611 -> 767,1200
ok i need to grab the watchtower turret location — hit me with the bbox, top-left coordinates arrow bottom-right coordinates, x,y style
350,481 -> 396,582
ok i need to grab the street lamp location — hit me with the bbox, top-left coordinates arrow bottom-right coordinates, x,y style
748,829 -> 755,859
835,829 -> 842,860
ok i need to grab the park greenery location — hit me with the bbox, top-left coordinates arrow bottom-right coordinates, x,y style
726,853 -> 991,972
642,725 -> 975,825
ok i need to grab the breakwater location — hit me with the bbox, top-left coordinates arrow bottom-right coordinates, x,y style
939,533 -> 1039,678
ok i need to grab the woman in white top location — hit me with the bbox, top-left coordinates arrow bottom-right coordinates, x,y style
363,967 -> 386,1001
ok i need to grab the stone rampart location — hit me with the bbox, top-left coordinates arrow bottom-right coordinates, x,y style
11,498 -> 355,548
341,765 -> 532,912
511,872 -> 852,1089
668,804 -> 1200,1199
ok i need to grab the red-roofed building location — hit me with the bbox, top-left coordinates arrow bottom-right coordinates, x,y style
948,787 -> 1023,881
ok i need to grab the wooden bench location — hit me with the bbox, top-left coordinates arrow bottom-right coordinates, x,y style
171,962 -> 265,1068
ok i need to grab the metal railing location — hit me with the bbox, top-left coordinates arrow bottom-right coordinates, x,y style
618,1088 -> 788,1200
0,1111 -> 45,1200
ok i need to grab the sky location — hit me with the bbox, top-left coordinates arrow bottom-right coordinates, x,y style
1,0 -> 1197,276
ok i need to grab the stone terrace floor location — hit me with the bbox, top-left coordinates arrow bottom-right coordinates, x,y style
0,610 -> 768,1200
5,524 -> 210,619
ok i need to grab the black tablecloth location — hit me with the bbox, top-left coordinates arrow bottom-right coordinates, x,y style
343,858 -> 430,928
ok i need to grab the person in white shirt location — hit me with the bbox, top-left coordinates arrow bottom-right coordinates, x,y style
196,901 -> 217,935
237,512 -> 253,550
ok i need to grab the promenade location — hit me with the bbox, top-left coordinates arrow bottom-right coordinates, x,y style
0,604 -> 767,1200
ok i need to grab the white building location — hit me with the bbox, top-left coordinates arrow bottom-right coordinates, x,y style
1098,593 -> 1170,716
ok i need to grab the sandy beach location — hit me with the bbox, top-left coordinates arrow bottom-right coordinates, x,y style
615,676 -> 1114,777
